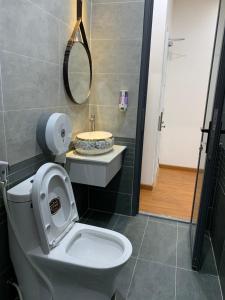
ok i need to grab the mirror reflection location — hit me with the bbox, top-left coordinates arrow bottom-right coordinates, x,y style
67,42 -> 91,104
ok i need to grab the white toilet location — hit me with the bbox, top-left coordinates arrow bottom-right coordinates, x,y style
7,163 -> 132,300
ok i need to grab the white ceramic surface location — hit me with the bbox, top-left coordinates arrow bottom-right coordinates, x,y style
66,145 -> 126,187
76,131 -> 112,141
74,131 -> 114,155
7,163 -> 132,300
32,163 -> 78,254
67,145 -> 126,164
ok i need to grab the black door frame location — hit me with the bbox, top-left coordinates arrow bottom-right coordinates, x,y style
132,0 -> 225,271
132,0 -> 154,215
191,26 -> 225,270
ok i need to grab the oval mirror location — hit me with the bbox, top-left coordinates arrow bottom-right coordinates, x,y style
63,1 -> 92,104
64,40 -> 92,104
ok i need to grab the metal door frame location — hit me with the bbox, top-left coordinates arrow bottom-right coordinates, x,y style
191,26 -> 225,269
132,0 -> 154,215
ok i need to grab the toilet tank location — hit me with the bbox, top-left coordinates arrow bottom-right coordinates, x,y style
7,176 -> 41,252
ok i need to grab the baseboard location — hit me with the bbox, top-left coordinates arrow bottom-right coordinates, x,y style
141,184 -> 153,191
159,164 -> 197,172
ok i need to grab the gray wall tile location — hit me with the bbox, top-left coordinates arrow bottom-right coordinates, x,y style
0,63 -> 2,112
93,0 -> 144,3
89,137 -> 136,216
30,0 -> 91,38
82,0 -> 92,42
1,0 -> 59,64
8,160 -> 47,187
105,166 -> 134,194
7,154 -> 49,186
59,15 -> 91,66
0,0 -> 92,294
1,51 -> 60,110
0,0 -> 92,166
66,104 -> 89,139
89,1 -> 143,230
4,106 -> 69,165
92,39 -> 142,74
4,109 -> 43,165
5,105 -> 88,164
60,65 -> 73,107
92,2 -> 144,40
115,137 -> 136,167
90,0 -> 143,144
59,22 -> 74,66
89,166 -> 134,202
89,188 -> 132,216
83,210 -> 119,229
0,112 -> 6,161
89,73 -> 139,108
90,105 -> 137,138
29,0 -> 77,25
72,183 -> 89,218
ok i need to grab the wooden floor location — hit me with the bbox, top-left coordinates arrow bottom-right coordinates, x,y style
139,167 -> 197,221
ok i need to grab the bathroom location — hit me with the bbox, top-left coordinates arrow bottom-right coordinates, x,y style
0,0 -> 225,299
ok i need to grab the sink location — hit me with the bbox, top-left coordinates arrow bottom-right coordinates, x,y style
74,131 -> 114,155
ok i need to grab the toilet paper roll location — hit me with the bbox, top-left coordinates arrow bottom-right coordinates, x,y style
45,113 -> 72,155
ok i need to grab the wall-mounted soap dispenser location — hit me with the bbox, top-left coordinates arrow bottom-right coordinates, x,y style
119,90 -> 128,111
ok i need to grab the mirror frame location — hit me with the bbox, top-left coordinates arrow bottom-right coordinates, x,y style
63,1 -> 92,104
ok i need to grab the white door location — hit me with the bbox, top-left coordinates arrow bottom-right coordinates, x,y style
154,31 -> 170,175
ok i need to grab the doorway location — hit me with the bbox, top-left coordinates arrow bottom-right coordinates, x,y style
140,167 -> 196,220
138,0 -> 221,221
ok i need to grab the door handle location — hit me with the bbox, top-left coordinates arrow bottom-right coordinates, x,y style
158,112 -> 166,131
200,118 -> 225,155
201,122 -> 212,154
201,128 -> 210,133
201,128 -> 225,134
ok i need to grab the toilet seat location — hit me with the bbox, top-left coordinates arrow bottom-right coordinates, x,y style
31,162 -> 132,270
32,163 -> 78,254
30,222 -> 132,270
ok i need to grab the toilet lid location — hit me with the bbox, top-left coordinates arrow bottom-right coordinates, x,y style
32,163 -> 78,253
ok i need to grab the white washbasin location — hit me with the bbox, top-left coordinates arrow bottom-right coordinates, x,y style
74,131 -> 114,155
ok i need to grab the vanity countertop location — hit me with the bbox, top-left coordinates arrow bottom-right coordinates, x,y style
66,145 -> 126,164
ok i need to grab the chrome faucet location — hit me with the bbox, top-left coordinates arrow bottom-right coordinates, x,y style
90,114 -> 95,131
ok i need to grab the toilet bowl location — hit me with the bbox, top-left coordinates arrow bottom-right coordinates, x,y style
7,163 -> 132,300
